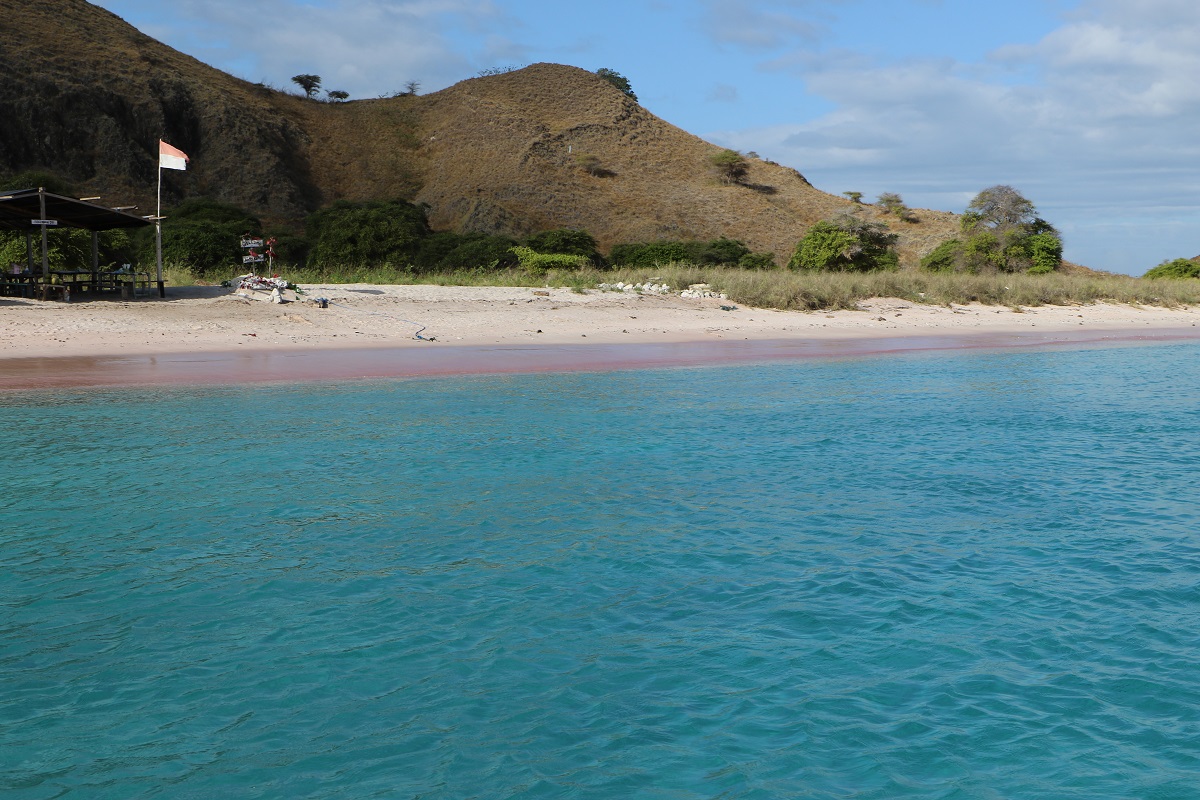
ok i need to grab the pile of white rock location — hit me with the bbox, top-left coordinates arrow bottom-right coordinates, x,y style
596,281 -> 673,295
680,283 -> 729,300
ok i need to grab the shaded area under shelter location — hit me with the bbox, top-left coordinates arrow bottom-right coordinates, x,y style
0,187 -> 154,299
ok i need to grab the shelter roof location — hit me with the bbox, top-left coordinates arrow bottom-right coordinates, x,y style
0,188 -> 151,232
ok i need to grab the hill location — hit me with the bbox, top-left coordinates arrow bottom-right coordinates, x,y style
0,0 -> 963,266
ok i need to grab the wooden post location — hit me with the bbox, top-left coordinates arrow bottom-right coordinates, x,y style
39,188 -> 48,278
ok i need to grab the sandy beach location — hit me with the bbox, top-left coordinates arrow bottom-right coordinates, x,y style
3,284 -> 1200,388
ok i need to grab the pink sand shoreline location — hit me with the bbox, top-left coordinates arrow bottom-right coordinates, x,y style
4,327 -> 1198,392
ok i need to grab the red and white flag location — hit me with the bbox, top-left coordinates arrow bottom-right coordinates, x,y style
159,140 -> 189,171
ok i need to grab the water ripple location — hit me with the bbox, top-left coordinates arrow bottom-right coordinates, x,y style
3,344 -> 1200,798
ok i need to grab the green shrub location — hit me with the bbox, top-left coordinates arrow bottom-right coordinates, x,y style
699,237 -> 751,266
610,241 -> 694,267
525,229 -> 600,261
1026,232 -> 1063,274
1144,258 -> 1200,279
305,199 -> 430,270
788,215 -> 899,272
609,238 -> 755,268
738,251 -> 777,269
510,245 -> 590,276
436,234 -> 519,271
130,198 -> 262,275
921,239 -> 962,273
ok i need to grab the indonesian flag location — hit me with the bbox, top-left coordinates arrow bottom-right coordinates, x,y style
159,140 -> 189,171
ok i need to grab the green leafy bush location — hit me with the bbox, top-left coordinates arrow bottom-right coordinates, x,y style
1027,232 -> 1063,274
610,241 -> 693,267
525,229 -> 600,261
699,237 -> 751,266
130,198 -> 261,276
305,199 -> 430,270
510,246 -> 590,276
738,252 -> 777,269
920,239 -> 962,273
788,215 -> 899,272
415,232 -> 518,271
1144,258 -> 1200,279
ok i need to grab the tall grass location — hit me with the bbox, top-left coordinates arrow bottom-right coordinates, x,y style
168,262 -> 1200,310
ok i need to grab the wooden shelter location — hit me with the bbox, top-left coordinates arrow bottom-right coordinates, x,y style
0,187 -> 152,285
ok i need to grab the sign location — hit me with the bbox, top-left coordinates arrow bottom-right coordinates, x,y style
31,219 -> 58,226
241,237 -> 264,249
243,254 -> 265,264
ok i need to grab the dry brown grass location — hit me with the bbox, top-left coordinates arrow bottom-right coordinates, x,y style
176,260 -> 1200,310
4,3 -> 969,271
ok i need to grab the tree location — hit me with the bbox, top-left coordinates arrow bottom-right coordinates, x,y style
788,213 -> 899,272
928,185 -> 1064,274
291,74 -> 322,98
876,192 -> 906,214
964,185 -> 1037,234
709,149 -> 749,184
326,90 -> 349,102
595,68 -> 637,100
404,80 -> 421,96
843,191 -> 863,204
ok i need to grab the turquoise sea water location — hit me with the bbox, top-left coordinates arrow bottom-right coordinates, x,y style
3,342 -> 1200,799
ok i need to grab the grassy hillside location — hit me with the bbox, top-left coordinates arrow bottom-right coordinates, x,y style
1,0 -> 969,267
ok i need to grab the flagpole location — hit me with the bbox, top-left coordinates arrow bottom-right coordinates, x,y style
155,157 -> 165,298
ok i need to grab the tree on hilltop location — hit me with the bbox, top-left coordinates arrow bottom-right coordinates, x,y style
596,68 -> 637,100
292,74 -> 322,98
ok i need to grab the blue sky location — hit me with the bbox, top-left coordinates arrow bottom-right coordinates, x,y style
92,0 -> 1200,274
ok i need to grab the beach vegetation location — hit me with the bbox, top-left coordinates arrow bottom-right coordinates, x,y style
609,238 -> 757,268
510,245 -> 591,277
171,259 -> 1200,313
414,231 -> 519,271
129,198 -> 262,276
1143,258 -> 1200,279
595,68 -> 636,100
923,186 -> 1064,274
788,213 -> 899,272
524,229 -> 601,263
305,199 -> 430,270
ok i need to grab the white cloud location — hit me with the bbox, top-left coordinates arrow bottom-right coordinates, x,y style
711,1 -> 1200,272
160,0 -> 512,97
700,0 -> 839,50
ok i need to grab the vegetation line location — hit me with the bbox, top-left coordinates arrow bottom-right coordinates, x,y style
178,264 -> 1200,311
